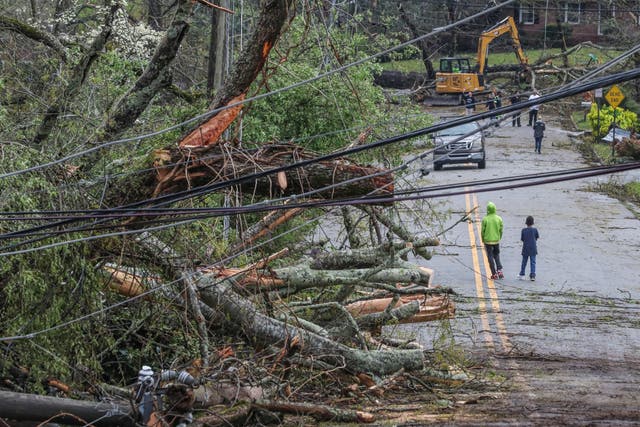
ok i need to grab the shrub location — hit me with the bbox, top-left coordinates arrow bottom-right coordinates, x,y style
614,135 -> 640,160
587,104 -> 638,137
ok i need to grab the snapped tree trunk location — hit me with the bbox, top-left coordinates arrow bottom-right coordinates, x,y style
180,0 -> 291,148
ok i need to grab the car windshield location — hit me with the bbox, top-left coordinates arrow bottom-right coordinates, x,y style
438,122 -> 477,136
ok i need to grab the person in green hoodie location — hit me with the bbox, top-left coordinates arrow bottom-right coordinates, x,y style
481,201 -> 504,280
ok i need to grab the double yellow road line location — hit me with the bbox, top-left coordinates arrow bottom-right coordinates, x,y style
465,190 -> 512,353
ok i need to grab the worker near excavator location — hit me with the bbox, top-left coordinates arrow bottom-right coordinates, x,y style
527,90 -> 541,126
486,88 -> 501,127
510,92 -> 521,127
463,91 -> 475,115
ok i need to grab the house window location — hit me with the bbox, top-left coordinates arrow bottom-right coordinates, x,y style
519,5 -> 535,24
564,2 -> 581,24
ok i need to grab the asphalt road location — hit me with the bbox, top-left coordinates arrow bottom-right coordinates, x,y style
392,110 -> 640,425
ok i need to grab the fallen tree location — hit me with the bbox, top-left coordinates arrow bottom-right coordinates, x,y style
0,1 -> 459,425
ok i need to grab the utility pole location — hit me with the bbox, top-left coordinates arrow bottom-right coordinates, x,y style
207,1 -> 229,96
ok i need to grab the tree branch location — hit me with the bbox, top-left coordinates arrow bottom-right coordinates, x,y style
0,14 -> 67,61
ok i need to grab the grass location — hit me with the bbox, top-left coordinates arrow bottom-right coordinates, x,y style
593,142 -> 614,162
570,111 -> 591,131
589,177 -> 640,206
380,47 -> 623,73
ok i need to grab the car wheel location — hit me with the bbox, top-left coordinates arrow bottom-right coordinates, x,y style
478,160 -> 486,169
434,163 -> 443,171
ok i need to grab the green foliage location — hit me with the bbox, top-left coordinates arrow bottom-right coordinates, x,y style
587,104 -> 638,137
239,17 -> 432,168
240,17 -> 386,153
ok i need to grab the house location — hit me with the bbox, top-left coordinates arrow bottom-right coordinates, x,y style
507,1 -> 640,47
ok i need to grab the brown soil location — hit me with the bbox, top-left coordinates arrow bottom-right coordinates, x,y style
315,352 -> 640,426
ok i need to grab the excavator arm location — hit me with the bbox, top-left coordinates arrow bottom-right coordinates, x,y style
476,16 -> 528,75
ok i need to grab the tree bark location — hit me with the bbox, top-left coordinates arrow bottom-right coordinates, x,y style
213,0 -> 229,91
180,0 -> 291,147
198,281 -> 425,376
398,5 -> 435,79
147,0 -> 164,30
147,143 -> 394,201
0,390 -> 134,427
373,70 -> 429,89
310,244 -> 438,271
96,0 -> 193,143
252,400 -> 375,423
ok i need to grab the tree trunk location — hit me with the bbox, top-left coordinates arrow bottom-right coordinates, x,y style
373,70 -> 430,89
32,2 -> 119,146
398,5 -> 435,79
252,400 -> 375,423
96,0 -> 192,143
180,0 -> 291,148
147,0 -> 164,30
198,281 -> 425,376
213,0 -> 229,91
0,390 -> 134,427
146,143 -> 394,201
0,14 -> 67,60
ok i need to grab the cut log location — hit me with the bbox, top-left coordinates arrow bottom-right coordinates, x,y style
0,390 -> 134,427
346,293 -> 455,325
373,70 -> 429,89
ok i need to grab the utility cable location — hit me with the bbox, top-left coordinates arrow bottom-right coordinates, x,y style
0,161 -> 637,256
1,66 -> 639,250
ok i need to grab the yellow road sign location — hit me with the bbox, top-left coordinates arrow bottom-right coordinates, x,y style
605,85 -> 624,108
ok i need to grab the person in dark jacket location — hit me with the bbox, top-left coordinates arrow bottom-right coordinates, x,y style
485,94 -> 497,127
519,216 -> 540,281
510,92 -> 521,127
533,117 -> 546,153
481,201 -> 504,280
463,91 -> 475,116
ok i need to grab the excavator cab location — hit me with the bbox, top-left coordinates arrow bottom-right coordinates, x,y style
435,58 -> 483,95
439,58 -> 472,73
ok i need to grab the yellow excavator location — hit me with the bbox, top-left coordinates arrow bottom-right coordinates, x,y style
435,16 -> 528,96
